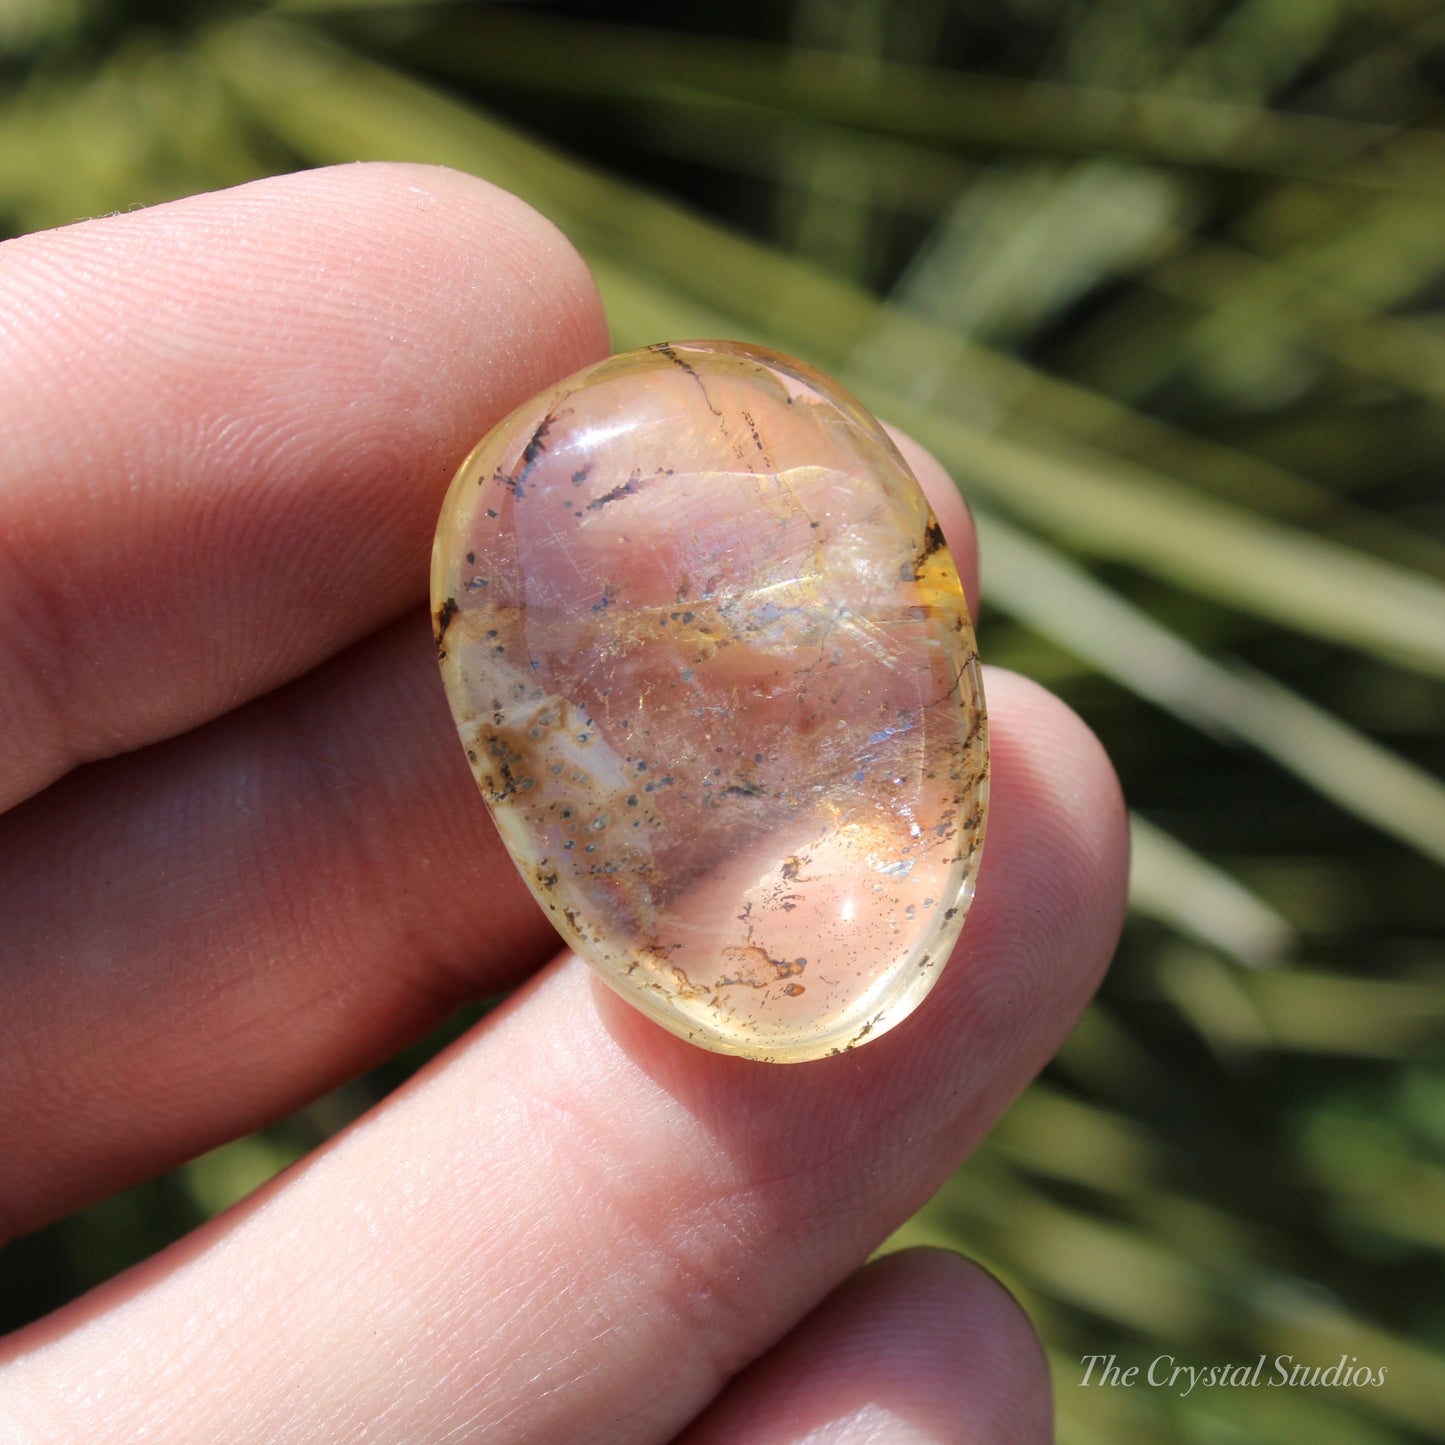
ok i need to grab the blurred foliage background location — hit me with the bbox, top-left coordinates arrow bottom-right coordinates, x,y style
2,1 -> 1444,1440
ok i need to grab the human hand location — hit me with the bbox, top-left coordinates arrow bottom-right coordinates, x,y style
0,164 -> 1128,1442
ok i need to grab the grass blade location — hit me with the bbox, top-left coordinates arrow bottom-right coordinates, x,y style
205,17 -> 1445,683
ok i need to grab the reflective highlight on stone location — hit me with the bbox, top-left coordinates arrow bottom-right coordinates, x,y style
432,342 -> 987,1061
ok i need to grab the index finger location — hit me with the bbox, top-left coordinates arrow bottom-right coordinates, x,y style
0,162 -> 610,812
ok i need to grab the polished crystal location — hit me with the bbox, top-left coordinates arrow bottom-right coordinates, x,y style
432,342 -> 987,1061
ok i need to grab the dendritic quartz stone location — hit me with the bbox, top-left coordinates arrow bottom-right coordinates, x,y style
432,342 -> 987,1062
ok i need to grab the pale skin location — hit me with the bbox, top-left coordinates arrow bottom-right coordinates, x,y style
0,164 -> 1129,1442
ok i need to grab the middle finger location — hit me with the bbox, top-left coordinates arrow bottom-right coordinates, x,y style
0,437 -> 978,1240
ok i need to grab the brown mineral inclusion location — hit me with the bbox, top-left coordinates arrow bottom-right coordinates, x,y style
432,342 -> 987,1061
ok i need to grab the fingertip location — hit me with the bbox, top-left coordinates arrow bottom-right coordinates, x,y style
345,161 -> 613,389
965,666 -> 1129,1031
208,161 -> 613,429
0,161 -> 612,806
871,1249 -> 1053,1443
680,1246 -> 1052,1444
